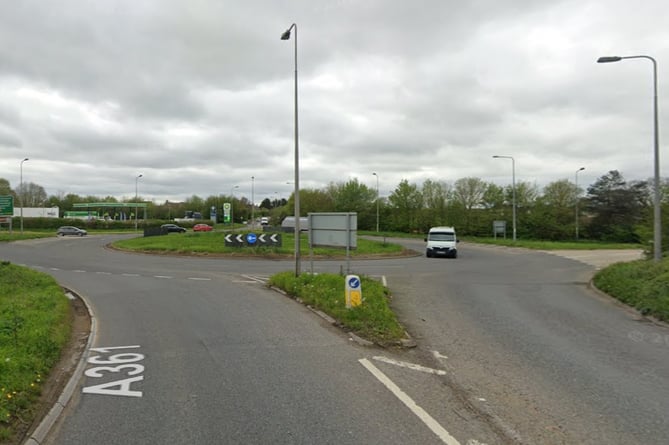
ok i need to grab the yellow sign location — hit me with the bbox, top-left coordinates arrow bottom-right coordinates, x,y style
345,275 -> 362,308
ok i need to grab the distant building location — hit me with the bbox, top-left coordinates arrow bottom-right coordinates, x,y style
13,207 -> 60,218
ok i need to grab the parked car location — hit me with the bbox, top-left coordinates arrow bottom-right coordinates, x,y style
260,217 -> 269,226
193,224 -> 213,232
57,226 -> 87,237
161,223 -> 187,233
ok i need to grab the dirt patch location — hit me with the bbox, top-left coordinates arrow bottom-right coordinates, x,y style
6,291 -> 91,445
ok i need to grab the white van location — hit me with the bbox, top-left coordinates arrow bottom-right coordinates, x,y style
424,226 -> 458,258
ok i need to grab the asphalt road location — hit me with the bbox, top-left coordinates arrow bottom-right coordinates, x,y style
3,235 -> 500,445
2,235 -> 667,444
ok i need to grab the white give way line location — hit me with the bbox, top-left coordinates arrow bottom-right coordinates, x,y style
359,358 -> 460,445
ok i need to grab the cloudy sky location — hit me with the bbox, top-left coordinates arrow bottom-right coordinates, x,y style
1,0 -> 668,205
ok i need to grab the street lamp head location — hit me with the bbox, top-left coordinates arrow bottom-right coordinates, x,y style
372,172 -> 377,176
578,167 -> 585,172
137,174 -> 143,178
597,56 -> 622,63
22,158 -> 29,162
281,29 -> 291,40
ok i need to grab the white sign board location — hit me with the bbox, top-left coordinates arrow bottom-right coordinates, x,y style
308,212 -> 357,249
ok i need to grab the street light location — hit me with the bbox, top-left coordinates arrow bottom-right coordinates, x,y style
20,158 -> 29,234
493,155 -> 516,241
230,185 -> 239,231
251,176 -> 255,228
575,167 -> 585,241
134,174 -> 142,230
597,54 -> 661,261
372,172 -> 380,233
282,22 -> 301,276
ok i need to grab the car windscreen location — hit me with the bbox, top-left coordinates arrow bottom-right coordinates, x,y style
428,232 -> 455,241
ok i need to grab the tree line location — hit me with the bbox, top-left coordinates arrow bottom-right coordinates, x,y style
1,171 -> 663,247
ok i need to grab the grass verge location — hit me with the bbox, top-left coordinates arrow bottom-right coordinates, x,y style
465,237 -> 642,250
593,259 -> 669,322
268,272 -> 406,346
112,231 -> 408,257
0,232 -> 54,243
0,262 -> 71,443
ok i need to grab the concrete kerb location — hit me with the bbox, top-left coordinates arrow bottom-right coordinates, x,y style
24,289 -> 97,445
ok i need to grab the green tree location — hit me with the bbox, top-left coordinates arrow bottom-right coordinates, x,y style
0,178 -> 11,196
420,179 -> 449,230
525,179 -> 579,240
388,180 -> 423,232
585,170 -> 648,242
452,177 -> 487,233
327,179 -> 376,230
285,188 -> 334,216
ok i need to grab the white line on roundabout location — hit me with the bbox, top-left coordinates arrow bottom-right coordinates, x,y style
359,358 -> 461,445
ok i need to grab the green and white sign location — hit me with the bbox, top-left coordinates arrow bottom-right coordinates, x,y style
0,195 -> 14,217
223,202 -> 231,223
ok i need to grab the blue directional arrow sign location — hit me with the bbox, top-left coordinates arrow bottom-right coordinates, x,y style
348,276 -> 360,289
246,233 -> 257,244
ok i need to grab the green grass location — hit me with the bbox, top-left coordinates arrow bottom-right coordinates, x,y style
0,262 -> 71,442
268,272 -> 406,345
112,231 -> 408,257
465,237 -> 642,250
593,259 -> 669,322
0,231 -> 54,242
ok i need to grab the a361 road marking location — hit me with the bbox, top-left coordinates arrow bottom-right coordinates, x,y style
82,345 -> 144,398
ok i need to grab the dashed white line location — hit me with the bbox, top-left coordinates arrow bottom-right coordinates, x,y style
373,356 -> 447,375
50,267 -> 60,271
154,275 -> 173,279
96,272 -> 112,275
122,273 -> 140,277
73,270 -> 86,273
359,358 -> 460,445
187,277 -> 211,281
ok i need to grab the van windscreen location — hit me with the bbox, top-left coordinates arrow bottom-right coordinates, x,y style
429,232 -> 455,241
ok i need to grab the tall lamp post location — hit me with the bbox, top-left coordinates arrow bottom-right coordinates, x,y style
281,23 -> 301,276
251,176 -> 255,228
134,174 -> 142,230
372,172 -> 380,233
575,167 -> 585,240
493,155 -> 516,241
230,185 -> 239,231
20,158 -> 29,234
597,55 -> 661,261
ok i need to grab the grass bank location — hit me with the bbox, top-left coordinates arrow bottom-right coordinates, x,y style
593,259 -> 669,322
268,272 -> 406,345
0,232 -> 53,243
0,262 -> 71,443
466,237 -> 642,251
112,231 -> 408,257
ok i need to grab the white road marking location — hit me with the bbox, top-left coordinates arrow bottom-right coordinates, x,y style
50,267 -> 60,271
432,350 -> 449,360
96,271 -> 112,275
154,275 -> 173,279
373,355 -> 447,375
188,277 -> 211,281
122,273 -> 140,277
73,270 -> 86,273
359,358 -> 460,445
238,274 -> 268,283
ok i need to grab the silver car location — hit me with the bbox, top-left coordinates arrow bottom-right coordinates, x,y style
56,226 -> 87,236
